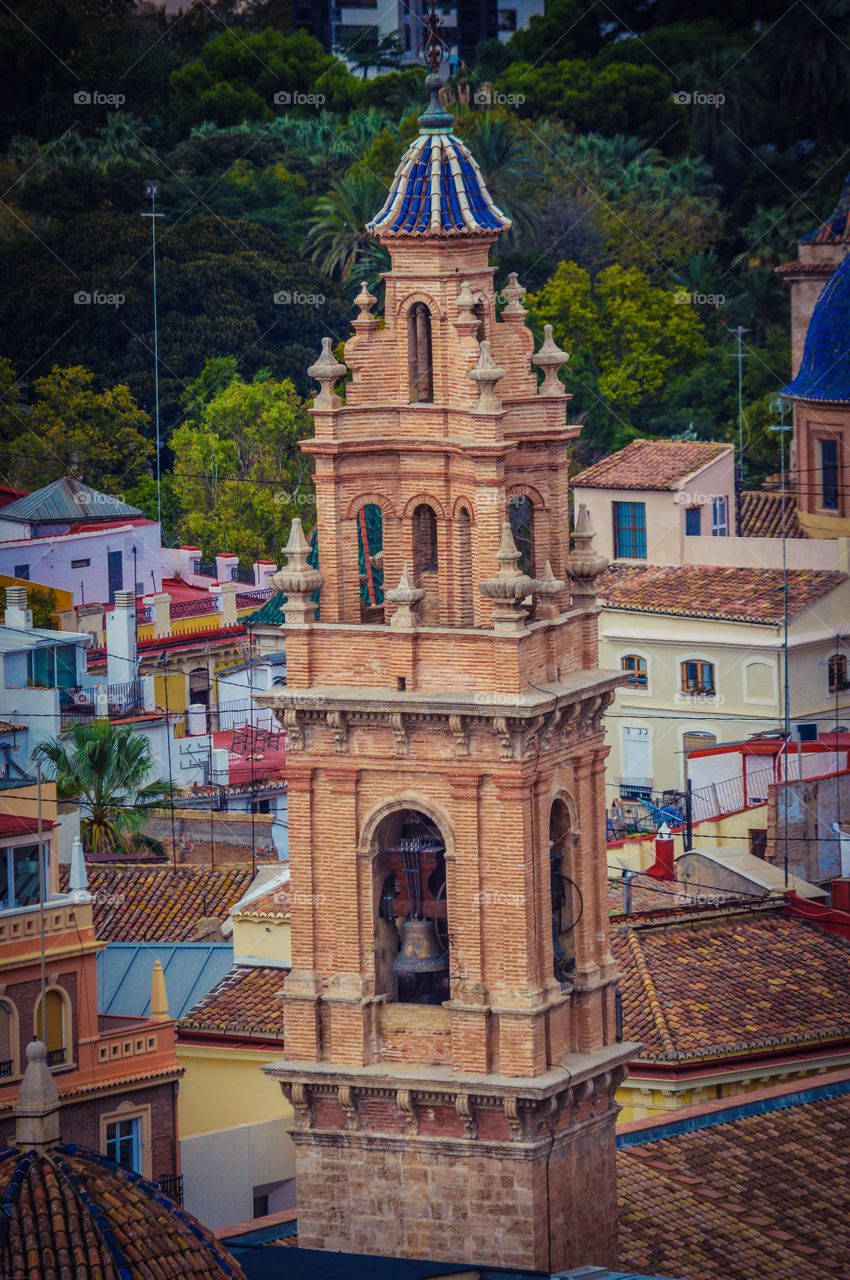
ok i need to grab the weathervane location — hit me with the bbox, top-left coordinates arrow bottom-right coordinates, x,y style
421,1 -> 446,73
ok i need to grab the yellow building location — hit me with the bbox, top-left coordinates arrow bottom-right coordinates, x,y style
176,871 -> 294,1227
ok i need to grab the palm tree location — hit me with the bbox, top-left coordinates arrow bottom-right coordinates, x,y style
304,169 -> 390,279
34,721 -> 172,859
461,114 -> 540,235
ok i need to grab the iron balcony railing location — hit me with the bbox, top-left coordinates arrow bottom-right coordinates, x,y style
191,558 -> 217,577
60,680 -> 144,726
46,1048 -> 66,1067
0,1059 -> 13,1078
155,1173 -> 184,1205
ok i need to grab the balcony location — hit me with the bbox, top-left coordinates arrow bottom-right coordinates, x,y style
156,1173 -> 184,1205
46,1048 -> 67,1067
0,1059 -> 13,1078
60,680 -> 144,726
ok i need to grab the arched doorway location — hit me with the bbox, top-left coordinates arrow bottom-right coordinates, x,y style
549,798 -> 579,984
373,808 -> 449,1006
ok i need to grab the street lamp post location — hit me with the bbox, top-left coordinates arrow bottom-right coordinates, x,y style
142,180 -> 163,527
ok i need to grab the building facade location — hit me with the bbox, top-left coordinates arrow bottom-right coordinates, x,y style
258,76 -> 632,1273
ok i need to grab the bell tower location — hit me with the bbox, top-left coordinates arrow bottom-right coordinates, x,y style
260,24 -> 633,1272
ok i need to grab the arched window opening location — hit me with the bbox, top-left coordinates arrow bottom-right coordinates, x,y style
188,667 -> 210,710
412,504 -> 438,576
621,655 -> 648,689
408,303 -> 433,403
508,494 -> 535,578
829,653 -> 849,693
456,508 -> 473,625
0,1001 -> 15,1078
37,989 -> 67,1067
357,503 -> 384,623
549,800 -> 579,985
472,300 -> 486,344
373,809 -> 449,1006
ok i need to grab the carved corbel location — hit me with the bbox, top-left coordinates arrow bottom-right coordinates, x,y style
397,1089 -> 419,1134
492,716 -> 515,760
284,1081 -> 314,1129
327,709 -> 349,754
389,712 -> 410,756
448,714 -> 469,758
455,1093 -> 478,1139
283,708 -> 305,751
504,1095 -> 525,1140
338,1084 -> 359,1130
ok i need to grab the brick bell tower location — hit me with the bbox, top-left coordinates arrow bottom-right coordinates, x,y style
259,20 -> 634,1272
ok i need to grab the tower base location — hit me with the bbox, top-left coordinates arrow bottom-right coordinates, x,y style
269,1050 -> 633,1272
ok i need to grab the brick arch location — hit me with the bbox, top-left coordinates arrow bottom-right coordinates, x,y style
345,493 -> 397,520
452,496 -> 476,522
402,493 -> 447,519
396,290 -> 444,323
357,794 -> 456,859
506,482 -> 546,509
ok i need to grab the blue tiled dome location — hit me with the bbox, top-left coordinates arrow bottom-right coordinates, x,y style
783,252 -> 850,402
367,131 -> 511,237
800,173 -> 850,244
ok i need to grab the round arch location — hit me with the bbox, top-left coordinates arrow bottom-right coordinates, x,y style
345,493 -> 398,521
506,482 -> 546,510
401,492 -> 447,520
358,794 -> 455,860
452,495 -> 476,522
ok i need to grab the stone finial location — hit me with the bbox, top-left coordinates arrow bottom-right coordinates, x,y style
150,959 -> 170,1021
479,522 -> 534,633
353,280 -> 378,329
455,280 -> 478,329
532,324 -> 568,396
271,518 -> 323,626
531,559 -> 567,620
469,340 -> 506,412
386,563 -> 425,630
502,271 -> 527,319
15,1041 -> 61,1151
566,503 -> 608,606
307,338 -> 347,410
69,836 -> 88,896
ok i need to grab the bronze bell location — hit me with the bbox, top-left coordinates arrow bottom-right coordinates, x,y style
393,916 -> 449,1005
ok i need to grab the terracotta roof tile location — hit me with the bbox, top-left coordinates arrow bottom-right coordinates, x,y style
739,489 -> 805,538
58,865 -> 254,942
0,1143 -> 244,1279
618,1084 -> 850,1279
598,562 -> 846,623
612,908 -> 850,1064
573,440 -> 731,490
179,964 -> 285,1038
236,884 -> 291,919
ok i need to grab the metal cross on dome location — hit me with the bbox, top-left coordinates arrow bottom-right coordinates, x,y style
421,1 -> 447,73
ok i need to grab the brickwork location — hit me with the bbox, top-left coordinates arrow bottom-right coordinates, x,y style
261,157 -> 631,1269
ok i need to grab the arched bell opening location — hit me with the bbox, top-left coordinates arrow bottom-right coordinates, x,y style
407,303 -> 434,403
356,502 -> 384,623
549,798 -> 580,986
412,502 -> 439,624
373,808 -> 449,1006
455,507 -> 474,625
508,493 -> 535,579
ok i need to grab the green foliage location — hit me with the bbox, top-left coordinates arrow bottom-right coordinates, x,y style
0,584 -> 58,628
334,26 -> 405,78
496,60 -> 679,139
34,720 -> 171,859
171,362 -> 313,565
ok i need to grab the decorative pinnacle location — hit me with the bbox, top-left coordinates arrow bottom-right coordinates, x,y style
307,337 -> 347,410
566,503 -> 608,606
532,324 -> 569,396
456,280 -> 477,328
354,280 -> 378,326
531,559 -> 566,620
271,517 -> 323,625
469,339 -> 506,412
502,272 -> 527,318
418,3 -> 454,132
15,1041 -> 61,1151
386,563 -> 425,629
479,522 -> 534,633
421,1 -> 445,73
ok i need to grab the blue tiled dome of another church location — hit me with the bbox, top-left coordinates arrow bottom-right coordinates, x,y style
367,131 -> 511,237
783,252 -> 850,403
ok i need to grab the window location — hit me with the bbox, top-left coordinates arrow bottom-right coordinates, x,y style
70,558 -> 90,569
508,494 -> 535,577
55,646 -> 78,690
685,506 -> 702,536
829,653 -> 849,693
613,502 -> 646,559
37,989 -> 67,1067
407,303 -> 433,403
0,1001 -> 15,1077
711,496 -> 728,536
13,564 -> 29,581
820,439 -> 839,510
621,655 -> 648,689
0,842 -> 49,910
412,504 -> 438,576
549,799 -> 577,984
681,659 -> 715,695
26,645 -> 77,690
106,1117 -> 142,1173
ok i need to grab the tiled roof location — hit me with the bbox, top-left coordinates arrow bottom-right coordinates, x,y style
783,253 -> 850,402
597,562 -> 846,623
0,1143 -> 243,1279
572,440 -> 731,490
612,907 -> 850,1065
775,259 -> 836,276
179,963 -> 285,1038
59,865 -> 254,942
367,132 -> 510,237
236,884 -> 290,918
738,489 -> 804,538
0,476 -> 142,525
618,1076 -> 850,1280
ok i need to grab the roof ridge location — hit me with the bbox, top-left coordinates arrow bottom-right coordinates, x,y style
624,929 -> 678,1061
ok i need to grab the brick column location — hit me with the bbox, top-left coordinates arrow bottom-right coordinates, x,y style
448,774 -> 488,1072
281,763 -> 321,1060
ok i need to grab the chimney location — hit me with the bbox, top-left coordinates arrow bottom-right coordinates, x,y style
69,836 -> 88,895
106,590 -> 138,685
646,822 -> 676,881
4,585 -> 32,630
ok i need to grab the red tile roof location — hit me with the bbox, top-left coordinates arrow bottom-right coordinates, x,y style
573,439 -> 732,490
235,884 -> 290,919
739,489 -> 805,538
0,815 -> 56,837
598,562 -> 846,623
58,864 -> 254,941
618,1076 -> 850,1280
612,906 -> 850,1065
179,963 -> 285,1038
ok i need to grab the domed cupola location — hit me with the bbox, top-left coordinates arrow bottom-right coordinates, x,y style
783,251 -> 850,403
0,1041 -> 244,1280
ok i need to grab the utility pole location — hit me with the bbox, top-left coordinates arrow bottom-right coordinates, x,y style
729,325 -> 750,534
142,181 -> 163,527
770,404 -> 793,886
